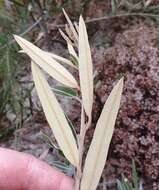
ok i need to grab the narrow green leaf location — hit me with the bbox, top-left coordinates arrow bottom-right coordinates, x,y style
132,160 -> 139,190
111,0 -> 117,14
52,86 -> 77,97
117,179 -> 126,190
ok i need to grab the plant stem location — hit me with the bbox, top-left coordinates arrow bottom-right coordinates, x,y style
75,105 -> 91,190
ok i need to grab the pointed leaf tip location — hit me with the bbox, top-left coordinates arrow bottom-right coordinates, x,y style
31,62 -> 79,166
14,35 -> 78,89
62,9 -> 78,41
79,15 -> 93,120
81,78 -> 124,190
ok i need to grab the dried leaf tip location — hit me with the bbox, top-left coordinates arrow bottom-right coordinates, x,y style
80,77 -> 124,190
79,15 -> 93,120
31,62 -> 79,166
13,35 -> 79,89
62,8 -> 78,41
115,77 -> 124,92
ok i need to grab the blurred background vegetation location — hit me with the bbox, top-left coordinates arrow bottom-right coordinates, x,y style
0,0 -> 70,132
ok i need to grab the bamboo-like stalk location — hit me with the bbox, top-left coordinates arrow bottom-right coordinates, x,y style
75,104 -> 91,190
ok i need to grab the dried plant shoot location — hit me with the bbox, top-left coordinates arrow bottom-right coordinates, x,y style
14,10 -> 124,190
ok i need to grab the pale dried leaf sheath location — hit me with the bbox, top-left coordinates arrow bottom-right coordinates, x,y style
31,62 -> 79,166
45,51 -> 78,69
67,42 -> 78,61
79,16 -> 93,119
14,35 -> 78,89
62,9 -> 78,41
59,29 -> 74,46
81,78 -> 124,190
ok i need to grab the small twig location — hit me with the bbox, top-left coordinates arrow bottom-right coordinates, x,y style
30,12 -> 41,29
0,17 -> 42,50
48,12 -> 159,30
85,12 -> 159,24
